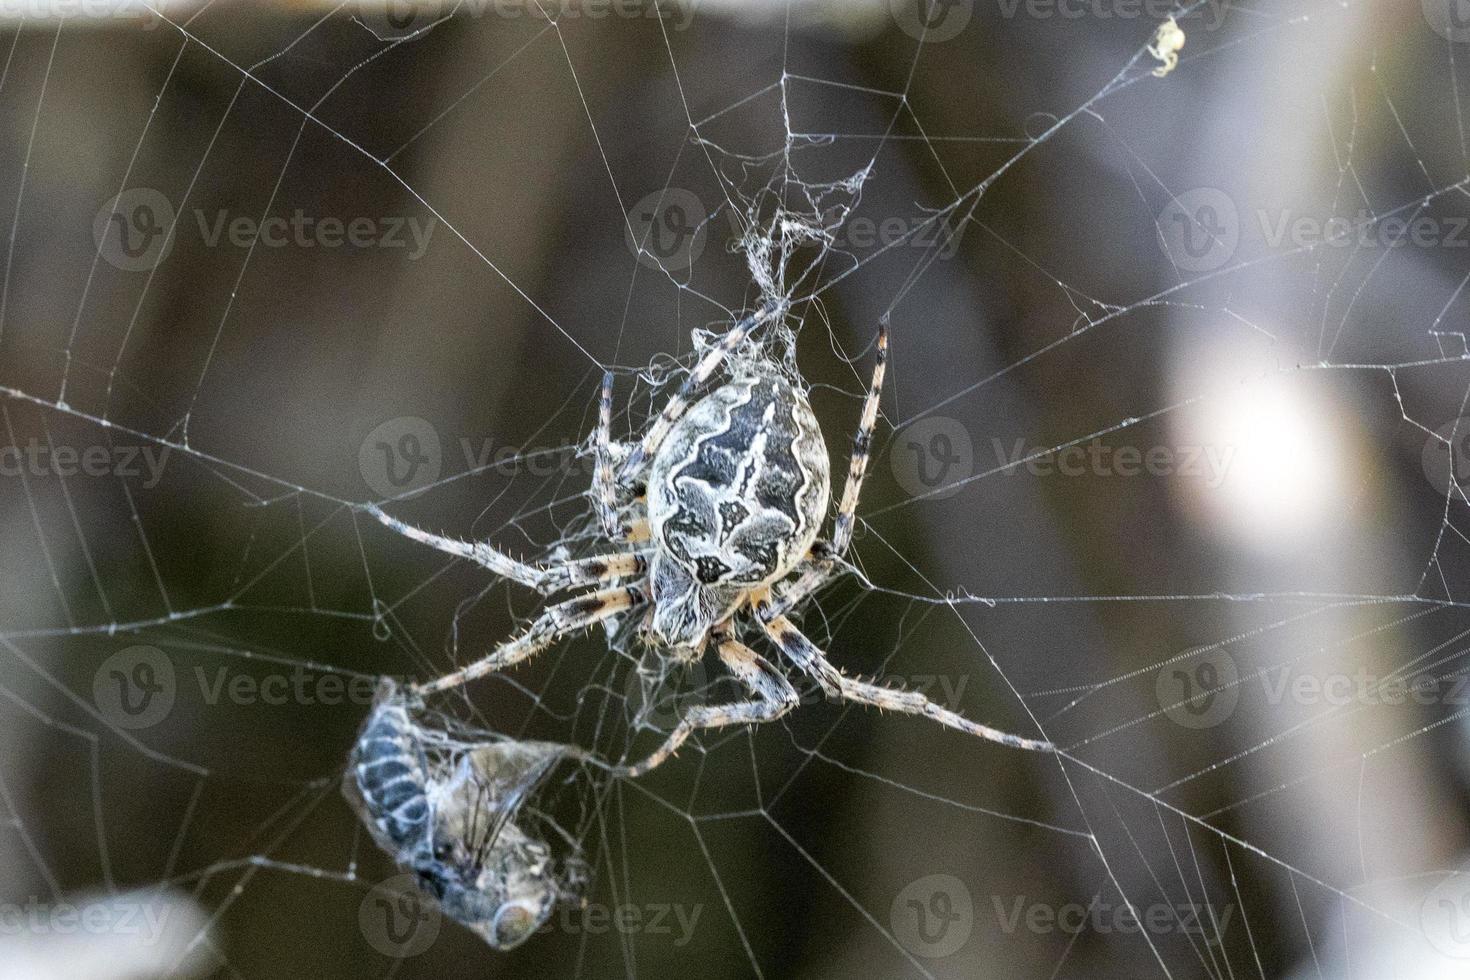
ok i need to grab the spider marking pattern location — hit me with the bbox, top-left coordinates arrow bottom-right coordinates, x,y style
363,303 -> 1053,776
346,682 -> 584,949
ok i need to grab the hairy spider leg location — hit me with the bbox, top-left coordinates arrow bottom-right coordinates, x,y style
591,370 -> 623,537
613,631 -> 798,778
760,613 -> 1054,753
366,503 -> 644,595
414,585 -> 649,696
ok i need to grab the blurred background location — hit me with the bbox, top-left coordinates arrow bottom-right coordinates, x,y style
2,0 -> 1470,977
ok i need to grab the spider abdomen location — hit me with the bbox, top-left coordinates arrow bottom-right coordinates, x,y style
648,372 -> 830,588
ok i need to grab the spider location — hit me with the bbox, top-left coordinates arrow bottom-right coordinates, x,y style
1148,17 -> 1185,78
363,300 -> 1053,776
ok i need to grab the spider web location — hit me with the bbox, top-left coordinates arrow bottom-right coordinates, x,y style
1,0 -> 1469,977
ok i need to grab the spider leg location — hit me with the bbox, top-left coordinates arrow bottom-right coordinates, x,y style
540,552 -> 648,592
366,504 -> 645,594
761,552 -> 838,623
617,300 -> 782,481
364,503 -> 547,590
759,614 -> 1054,753
414,584 -> 647,696
612,631 -> 798,778
591,370 -> 624,537
831,324 -> 887,556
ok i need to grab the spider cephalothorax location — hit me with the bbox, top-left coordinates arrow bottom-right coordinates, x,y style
363,303 -> 1053,779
